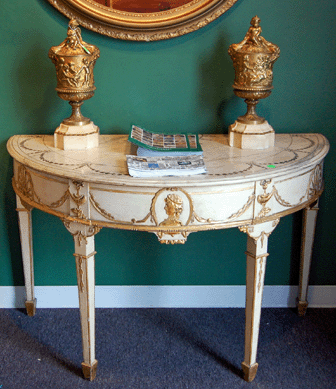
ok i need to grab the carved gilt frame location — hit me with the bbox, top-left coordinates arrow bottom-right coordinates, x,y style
46,0 -> 239,41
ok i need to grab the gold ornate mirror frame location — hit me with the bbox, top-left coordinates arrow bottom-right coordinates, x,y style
47,0 -> 239,41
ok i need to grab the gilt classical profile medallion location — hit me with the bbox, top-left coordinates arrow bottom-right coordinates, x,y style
149,188 -> 193,243
151,188 -> 193,227
159,194 -> 184,227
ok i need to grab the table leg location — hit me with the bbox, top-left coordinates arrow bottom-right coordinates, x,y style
63,221 -> 101,380
16,195 -> 36,316
75,239 -> 97,380
239,220 -> 279,382
297,201 -> 319,316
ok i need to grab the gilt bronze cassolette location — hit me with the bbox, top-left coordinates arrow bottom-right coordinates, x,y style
49,19 -> 100,149
228,16 -> 280,149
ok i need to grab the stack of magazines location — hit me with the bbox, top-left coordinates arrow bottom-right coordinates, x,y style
126,125 -> 207,178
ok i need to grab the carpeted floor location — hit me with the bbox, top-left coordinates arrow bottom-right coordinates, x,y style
0,308 -> 335,388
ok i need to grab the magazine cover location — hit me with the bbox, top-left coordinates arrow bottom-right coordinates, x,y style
128,125 -> 203,153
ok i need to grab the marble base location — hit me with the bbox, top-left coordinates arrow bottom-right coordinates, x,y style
229,120 -> 275,149
54,121 -> 99,150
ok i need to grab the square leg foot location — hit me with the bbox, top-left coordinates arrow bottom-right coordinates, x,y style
25,299 -> 37,317
242,362 -> 258,382
297,300 -> 308,317
82,360 -> 98,381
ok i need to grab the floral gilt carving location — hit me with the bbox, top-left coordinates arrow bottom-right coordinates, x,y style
239,219 -> 279,247
63,219 -> 101,246
256,179 -> 274,218
15,165 -> 41,203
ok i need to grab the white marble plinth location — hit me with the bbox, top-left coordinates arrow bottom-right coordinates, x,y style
229,121 -> 275,149
54,122 -> 99,150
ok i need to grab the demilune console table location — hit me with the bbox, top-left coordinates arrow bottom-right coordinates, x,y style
7,133 -> 329,382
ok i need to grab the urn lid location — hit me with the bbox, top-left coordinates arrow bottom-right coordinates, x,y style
228,16 -> 280,57
48,19 -> 100,108
49,19 -> 99,58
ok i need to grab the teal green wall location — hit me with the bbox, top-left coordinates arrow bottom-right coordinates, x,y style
1,0 -> 335,287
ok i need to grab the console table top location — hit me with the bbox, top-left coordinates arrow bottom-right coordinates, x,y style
7,133 -> 329,187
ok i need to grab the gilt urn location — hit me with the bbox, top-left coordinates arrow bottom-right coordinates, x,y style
228,16 -> 280,149
49,19 -> 100,150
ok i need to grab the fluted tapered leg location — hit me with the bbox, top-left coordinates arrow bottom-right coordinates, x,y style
64,220 -> 101,380
239,220 -> 279,382
16,195 -> 36,316
297,201 -> 319,316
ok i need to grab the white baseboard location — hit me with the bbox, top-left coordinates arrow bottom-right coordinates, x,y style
0,285 -> 335,309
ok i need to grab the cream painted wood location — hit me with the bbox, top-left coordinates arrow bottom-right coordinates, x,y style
298,201 -> 319,316
240,220 -> 279,381
7,133 -> 329,382
63,220 -> 100,380
16,195 -> 36,316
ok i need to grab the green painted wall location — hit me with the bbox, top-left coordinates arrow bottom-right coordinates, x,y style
1,0 -> 335,287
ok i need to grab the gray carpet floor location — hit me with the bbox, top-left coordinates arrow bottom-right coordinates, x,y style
0,308 -> 335,388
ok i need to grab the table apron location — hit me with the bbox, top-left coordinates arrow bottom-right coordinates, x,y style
12,160 -> 324,239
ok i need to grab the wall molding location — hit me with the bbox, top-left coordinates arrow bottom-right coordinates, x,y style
1,285 -> 335,309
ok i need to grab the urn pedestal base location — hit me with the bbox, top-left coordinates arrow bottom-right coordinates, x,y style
229,120 -> 275,150
54,121 -> 99,150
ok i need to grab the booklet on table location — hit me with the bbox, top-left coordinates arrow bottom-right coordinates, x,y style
126,125 -> 207,177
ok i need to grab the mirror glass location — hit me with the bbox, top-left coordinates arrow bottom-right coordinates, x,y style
93,0 -> 193,13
